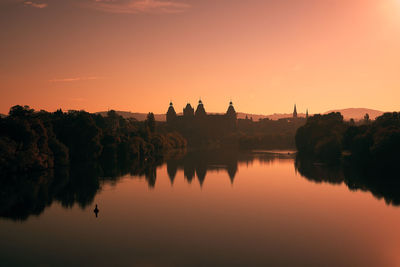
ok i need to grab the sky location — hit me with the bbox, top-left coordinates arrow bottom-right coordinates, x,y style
0,0 -> 399,115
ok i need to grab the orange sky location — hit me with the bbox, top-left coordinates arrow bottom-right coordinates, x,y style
1,0 -> 399,115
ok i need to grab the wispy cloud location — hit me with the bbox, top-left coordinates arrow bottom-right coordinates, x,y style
49,76 -> 102,82
24,1 -> 48,8
87,0 -> 190,14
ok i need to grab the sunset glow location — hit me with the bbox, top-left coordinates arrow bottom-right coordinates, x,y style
1,0 -> 399,114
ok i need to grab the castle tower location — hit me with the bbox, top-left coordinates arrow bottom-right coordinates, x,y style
226,101 -> 237,119
226,101 -> 237,130
166,101 -> 177,123
195,99 -> 207,118
293,104 -> 298,118
183,103 -> 194,117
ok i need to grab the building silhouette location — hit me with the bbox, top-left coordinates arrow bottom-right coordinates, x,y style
293,104 -> 298,118
166,100 -> 237,131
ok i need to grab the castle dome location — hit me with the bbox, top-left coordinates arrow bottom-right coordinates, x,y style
166,101 -> 177,122
183,103 -> 194,117
167,102 -> 176,114
195,99 -> 206,117
226,101 -> 236,118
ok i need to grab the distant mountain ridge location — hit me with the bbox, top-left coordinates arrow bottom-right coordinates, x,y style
323,108 -> 384,120
96,108 -> 386,121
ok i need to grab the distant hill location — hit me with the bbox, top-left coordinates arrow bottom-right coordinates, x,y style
239,108 -> 385,121
96,108 -> 385,122
323,108 -> 384,120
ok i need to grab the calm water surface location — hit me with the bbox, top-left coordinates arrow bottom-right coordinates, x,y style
1,150 -> 400,266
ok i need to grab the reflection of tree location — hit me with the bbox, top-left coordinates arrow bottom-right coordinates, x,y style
55,163 -> 101,209
343,166 -> 400,206
145,164 -> 157,188
0,170 -> 60,221
0,150 -> 294,221
0,156 -> 165,221
295,154 -> 400,206
295,156 -> 344,185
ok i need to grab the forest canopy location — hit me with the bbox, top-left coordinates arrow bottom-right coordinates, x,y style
0,105 -> 186,174
295,112 -> 400,174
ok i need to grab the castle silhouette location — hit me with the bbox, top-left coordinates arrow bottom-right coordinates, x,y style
166,100 -> 237,131
167,101 -> 304,126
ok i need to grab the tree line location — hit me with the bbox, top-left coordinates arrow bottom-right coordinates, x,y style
236,117 -> 306,149
0,105 -> 186,174
295,112 -> 400,173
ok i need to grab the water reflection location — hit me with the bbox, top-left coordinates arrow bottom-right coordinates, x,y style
2,150 -> 400,222
0,150 -> 292,221
167,150 -> 295,186
295,155 -> 400,206
0,157 -> 166,221
166,150 -> 239,185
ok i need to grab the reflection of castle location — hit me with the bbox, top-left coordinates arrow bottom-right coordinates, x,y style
166,100 -> 237,130
166,150 -> 239,186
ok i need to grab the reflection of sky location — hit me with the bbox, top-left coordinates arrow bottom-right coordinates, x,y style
1,158 -> 400,266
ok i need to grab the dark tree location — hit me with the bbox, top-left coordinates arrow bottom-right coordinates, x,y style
146,112 -> 156,133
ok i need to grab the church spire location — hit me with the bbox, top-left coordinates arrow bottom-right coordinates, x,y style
293,104 -> 298,118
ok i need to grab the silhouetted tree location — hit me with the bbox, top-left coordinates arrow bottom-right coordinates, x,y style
0,106 -> 186,173
296,111 -> 400,174
295,112 -> 345,161
364,113 -> 370,124
146,112 -> 156,133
